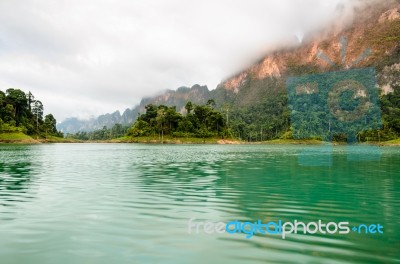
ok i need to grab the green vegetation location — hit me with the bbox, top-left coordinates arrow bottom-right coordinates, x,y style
126,100 -> 227,143
111,135 -> 226,144
0,88 -> 63,142
380,83 -> 400,136
66,100 -> 228,143
228,93 -> 290,141
379,138 -> 400,146
66,123 -> 130,141
0,132 -> 38,143
264,139 -> 323,145
66,83 -> 400,144
38,136 -> 81,143
224,81 -> 400,143
222,63 -> 400,143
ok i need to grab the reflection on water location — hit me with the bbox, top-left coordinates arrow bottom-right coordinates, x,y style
0,146 -> 40,211
0,144 -> 399,263
0,161 -> 32,191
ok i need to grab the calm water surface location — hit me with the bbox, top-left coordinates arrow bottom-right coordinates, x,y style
0,144 -> 399,264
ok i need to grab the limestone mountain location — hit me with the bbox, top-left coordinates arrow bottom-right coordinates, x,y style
216,0 -> 400,106
58,0 -> 400,137
58,84 -> 211,133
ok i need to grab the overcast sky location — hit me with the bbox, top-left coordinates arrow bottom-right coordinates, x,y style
0,0 -> 357,121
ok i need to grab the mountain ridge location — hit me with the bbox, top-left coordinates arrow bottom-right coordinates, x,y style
58,84 -> 211,133
58,0 -> 400,134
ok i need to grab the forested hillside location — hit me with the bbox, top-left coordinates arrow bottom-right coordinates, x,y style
58,0 -> 400,142
0,88 -> 62,138
67,100 -> 227,142
211,0 -> 400,141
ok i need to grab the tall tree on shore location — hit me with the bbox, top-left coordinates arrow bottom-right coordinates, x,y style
32,100 -> 43,133
156,106 -> 166,143
27,91 -> 34,112
5,88 -> 28,126
44,114 -> 57,136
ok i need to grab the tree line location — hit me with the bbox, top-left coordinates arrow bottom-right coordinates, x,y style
0,88 -> 61,137
66,123 -> 130,140
127,99 -> 227,141
62,77 -> 400,144
67,84 -> 400,143
66,100 -> 227,141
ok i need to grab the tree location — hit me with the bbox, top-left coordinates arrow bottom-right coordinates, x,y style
0,88 -> 60,138
185,101 -> 193,114
44,114 -> 57,136
111,123 -> 125,138
206,99 -> 216,109
3,104 -> 15,123
5,88 -> 28,126
156,106 -> 167,143
165,106 -> 181,133
128,120 -> 150,138
127,102 -> 228,142
139,104 -> 158,122
27,91 -> 34,112
0,91 -> 5,106
32,100 -> 43,133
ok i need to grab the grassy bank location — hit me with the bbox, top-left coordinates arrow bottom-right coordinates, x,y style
110,137 -> 400,146
110,136 -> 323,145
38,136 -> 82,143
0,132 -> 39,143
263,139 -> 400,146
2,132 -> 400,146
0,133 -> 82,144
378,138 -> 400,146
260,139 -> 323,145
109,135 -> 233,144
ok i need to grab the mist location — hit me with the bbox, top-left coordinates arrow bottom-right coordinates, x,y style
0,0 -> 369,121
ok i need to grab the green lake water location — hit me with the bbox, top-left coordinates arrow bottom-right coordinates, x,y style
0,144 -> 399,263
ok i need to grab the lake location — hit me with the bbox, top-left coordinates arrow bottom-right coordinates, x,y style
0,144 -> 399,263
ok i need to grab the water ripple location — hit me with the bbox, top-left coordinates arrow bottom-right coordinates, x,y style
0,144 -> 399,263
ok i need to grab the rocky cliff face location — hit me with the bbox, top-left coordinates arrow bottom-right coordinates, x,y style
220,0 -> 400,98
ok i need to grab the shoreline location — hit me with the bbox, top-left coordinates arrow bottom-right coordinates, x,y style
1,133 -> 400,146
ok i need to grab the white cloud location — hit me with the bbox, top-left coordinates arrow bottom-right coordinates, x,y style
0,0 -> 355,121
